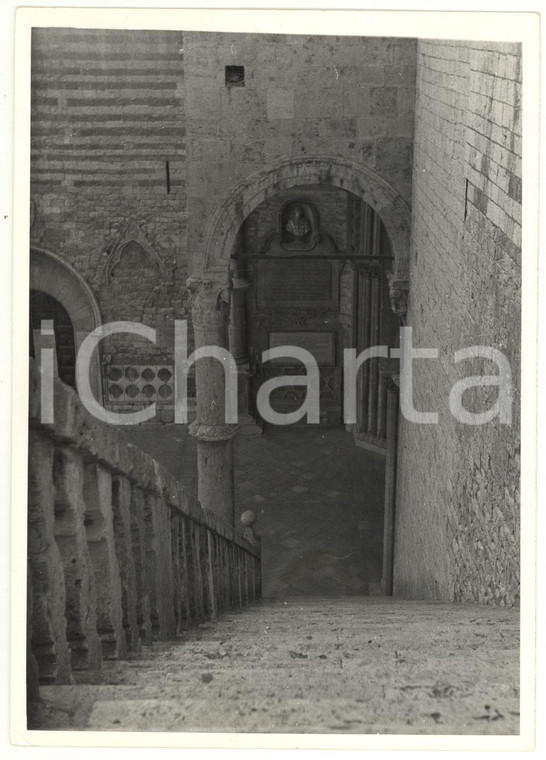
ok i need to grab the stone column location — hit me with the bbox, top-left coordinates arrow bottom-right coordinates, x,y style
357,268 -> 372,435
228,257 -> 250,365
229,258 -> 262,435
187,277 -> 240,526
367,273 -> 381,435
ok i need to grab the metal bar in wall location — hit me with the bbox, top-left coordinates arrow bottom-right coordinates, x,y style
359,271 -> 372,435
233,254 -> 393,262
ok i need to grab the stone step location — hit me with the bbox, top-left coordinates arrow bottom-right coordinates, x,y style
33,597 -> 519,735
43,664 -> 517,704
36,690 -> 519,734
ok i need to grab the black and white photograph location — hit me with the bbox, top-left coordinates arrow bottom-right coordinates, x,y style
6,3 -> 540,751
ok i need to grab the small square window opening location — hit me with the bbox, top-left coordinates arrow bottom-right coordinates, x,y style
225,66 -> 245,87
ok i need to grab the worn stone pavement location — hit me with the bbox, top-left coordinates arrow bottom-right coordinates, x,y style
123,424 -> 385,598
32,597 -> 519,735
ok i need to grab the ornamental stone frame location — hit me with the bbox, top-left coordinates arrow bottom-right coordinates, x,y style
189,156 -> 412,526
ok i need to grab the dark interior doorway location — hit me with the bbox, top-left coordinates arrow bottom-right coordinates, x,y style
30,290 -> 77,389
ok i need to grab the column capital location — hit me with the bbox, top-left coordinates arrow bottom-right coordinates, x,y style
186,276 -> 230,300
385,373 -> 400,392
186,277 -> 231,330
232,276 -> 251,290
386,271 -> 409,321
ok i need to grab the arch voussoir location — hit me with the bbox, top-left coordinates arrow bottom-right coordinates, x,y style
203,155 -> 411,280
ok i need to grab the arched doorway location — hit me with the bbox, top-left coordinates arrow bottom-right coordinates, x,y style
189,157 -> 409,595
225,183 -> 401,596
231,185 -> 400,449
30,248 -> 103,402
30,291 -> 77,389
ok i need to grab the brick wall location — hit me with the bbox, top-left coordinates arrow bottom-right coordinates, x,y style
183,32 -> 416,273
394,40 -> 521,605
30,28 -> 189,359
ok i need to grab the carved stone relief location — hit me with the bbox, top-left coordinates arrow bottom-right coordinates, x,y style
386,272 -> 409,321
280,200 -> 318,250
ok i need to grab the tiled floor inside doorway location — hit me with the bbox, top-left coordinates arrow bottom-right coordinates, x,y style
123,424 -> 386,599
235,426 -> 385,598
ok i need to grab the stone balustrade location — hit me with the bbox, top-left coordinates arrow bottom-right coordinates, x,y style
27,358 -> 261,701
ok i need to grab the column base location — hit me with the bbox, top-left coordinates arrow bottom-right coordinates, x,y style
352,428 -> 387,456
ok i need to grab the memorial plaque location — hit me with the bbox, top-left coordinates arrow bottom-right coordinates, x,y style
256,259 -> 336,307
268,331 -> 335,366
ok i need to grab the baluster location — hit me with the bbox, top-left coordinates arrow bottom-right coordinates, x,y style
193,523 -> 206,620
26,568 -> 41,705
235,546 -> 241,607
179,517 -> 191,627
111,475 -> 140,653
129,486 -> 153,644
52,447 -> 102,670
83,462 -> 126,660
144,491 -> 176,639
27,431 -> 72,683
205,530 -> 217,619
170,514 -> 184,634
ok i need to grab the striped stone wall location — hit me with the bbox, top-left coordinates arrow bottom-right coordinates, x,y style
30,28 -> 189,361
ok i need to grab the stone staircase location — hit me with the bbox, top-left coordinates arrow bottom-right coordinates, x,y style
30,596 -> 519,735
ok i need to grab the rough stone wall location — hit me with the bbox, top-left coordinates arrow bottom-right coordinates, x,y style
183,32 -> 416,272
30,28 -> 189,359
394,41 -> 521,605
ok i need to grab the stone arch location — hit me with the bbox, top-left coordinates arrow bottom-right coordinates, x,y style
202,156 -> 411,282
30,247 -> 104,403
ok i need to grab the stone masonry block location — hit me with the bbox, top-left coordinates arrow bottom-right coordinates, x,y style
266,88 -> 295,119
370,87 -> 398,116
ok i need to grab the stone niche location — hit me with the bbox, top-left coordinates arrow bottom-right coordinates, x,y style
280,199 -> 319,251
